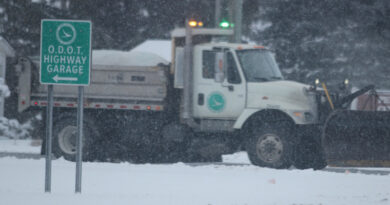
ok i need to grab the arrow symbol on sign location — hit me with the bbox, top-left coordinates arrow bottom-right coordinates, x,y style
53,75 -> 78,82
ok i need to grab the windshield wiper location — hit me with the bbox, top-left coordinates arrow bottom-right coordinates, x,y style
253,77 -> 269,82
270,76 -> 282,80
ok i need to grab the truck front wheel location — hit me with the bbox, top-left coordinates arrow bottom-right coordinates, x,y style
246,122 -> 293,169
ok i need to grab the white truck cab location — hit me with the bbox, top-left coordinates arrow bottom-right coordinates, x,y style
191,43 -> 318,128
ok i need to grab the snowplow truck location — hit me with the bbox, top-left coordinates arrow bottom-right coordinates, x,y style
14,26 -> 377,169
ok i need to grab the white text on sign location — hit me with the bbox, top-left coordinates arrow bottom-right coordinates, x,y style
43,45 -> 87,76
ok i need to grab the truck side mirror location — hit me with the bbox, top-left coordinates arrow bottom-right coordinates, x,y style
214,52 -> 225,83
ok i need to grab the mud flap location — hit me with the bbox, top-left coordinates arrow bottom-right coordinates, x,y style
322,110 -> 390,167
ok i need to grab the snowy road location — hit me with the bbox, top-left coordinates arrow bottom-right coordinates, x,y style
1,156 -> 390,205
2,151 -> 390,176
1,138 -> 390,205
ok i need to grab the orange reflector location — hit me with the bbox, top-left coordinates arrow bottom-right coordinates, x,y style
198,21 -> 204,27
254,45 -> 265,49
188,20 -> 197,27
156,106 -> 161,111
293,112 -> 303,117
237,46 -> 243,50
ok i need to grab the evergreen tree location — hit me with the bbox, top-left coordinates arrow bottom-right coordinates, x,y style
0,0 -> 71,56
248,0 -> 390,88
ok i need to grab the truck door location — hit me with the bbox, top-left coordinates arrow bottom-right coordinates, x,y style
193,48 -> 246,119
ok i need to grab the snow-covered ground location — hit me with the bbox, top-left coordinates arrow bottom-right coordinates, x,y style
0,137 -> 40,153
1,138 -> 390,205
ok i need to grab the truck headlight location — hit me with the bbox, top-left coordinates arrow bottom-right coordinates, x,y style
304,112 -> 314,122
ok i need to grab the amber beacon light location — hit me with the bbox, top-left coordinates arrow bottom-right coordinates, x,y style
188,19 -> 204,28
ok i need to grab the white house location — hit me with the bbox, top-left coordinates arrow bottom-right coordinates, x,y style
0,36 -> 15,117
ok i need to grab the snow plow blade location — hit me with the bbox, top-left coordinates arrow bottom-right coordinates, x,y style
322,110 -> 390,167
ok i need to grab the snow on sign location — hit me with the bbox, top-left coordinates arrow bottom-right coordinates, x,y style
40,19 -> 91,85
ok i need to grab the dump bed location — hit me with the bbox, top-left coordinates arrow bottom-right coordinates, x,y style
17,50 -> 169,112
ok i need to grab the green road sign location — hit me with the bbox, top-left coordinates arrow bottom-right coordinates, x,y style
40,19 -> 92,85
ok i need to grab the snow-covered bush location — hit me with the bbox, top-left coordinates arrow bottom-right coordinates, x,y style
0,78 -> 10,98
0,117 -> 33,139
0,79 -> 32,139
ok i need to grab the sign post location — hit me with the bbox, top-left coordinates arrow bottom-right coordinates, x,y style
75,86 -> 84,193
44,85 -> 53,193
40,19 -> 91,193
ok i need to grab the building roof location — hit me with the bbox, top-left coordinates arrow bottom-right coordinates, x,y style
92,50 -> 169,67
130,40 -> 171,62
0,36 -> 15,57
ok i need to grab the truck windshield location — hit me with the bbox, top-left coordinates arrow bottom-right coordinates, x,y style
236,49 -> 283,82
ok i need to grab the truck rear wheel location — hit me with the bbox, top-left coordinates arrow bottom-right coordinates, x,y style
52,114 -> 98,161
246,122 -> 293,169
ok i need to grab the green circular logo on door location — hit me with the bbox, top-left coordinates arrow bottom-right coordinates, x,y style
207,92 -> 225,112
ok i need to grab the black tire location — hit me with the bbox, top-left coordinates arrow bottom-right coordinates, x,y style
52,113 -> 99,161
246,122 -> 293,169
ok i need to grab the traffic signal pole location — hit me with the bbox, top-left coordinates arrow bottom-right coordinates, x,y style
215,0 -> 221,27
233,0 -> 243,43
215,0 -> 243,43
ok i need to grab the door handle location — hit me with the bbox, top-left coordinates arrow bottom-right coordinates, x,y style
198,93 -> 204,105
222,84 -> 234,91
222,82 -> 234,91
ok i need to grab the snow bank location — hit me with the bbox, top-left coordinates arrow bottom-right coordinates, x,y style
93,50 -> 169,67
222,151 -> 251,164
0,157 -> 389,205
0,137 -> 40,153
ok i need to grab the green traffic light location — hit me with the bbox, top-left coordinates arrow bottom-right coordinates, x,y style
219,20 -> 230,28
